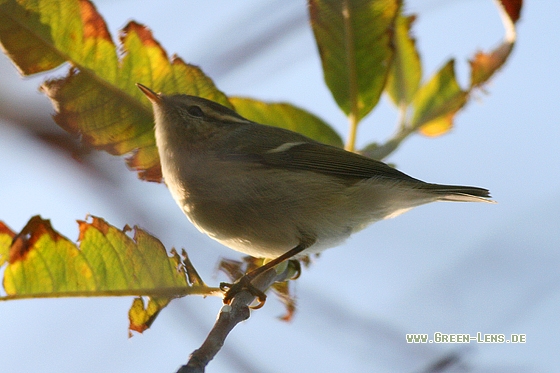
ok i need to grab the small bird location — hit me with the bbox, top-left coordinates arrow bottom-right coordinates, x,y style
137,83 -> 494,304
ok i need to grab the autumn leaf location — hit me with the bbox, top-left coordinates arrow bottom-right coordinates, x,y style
411,60 -> 467,136
469,0 -> 522,88
0,0 -> 344,182
0,216 -> 218,333
376,0 -> 521,147
0,221 -> 16,268
0,0 -> 230,182
417,113 -> 456,137
128,296 -> 172,335
271,281 -> 296,322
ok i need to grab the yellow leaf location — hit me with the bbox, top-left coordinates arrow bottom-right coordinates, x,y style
419,114 -> 454,137
411,60 -> 467,136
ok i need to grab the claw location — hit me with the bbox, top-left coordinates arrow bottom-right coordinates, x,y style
220,276 -> 267,307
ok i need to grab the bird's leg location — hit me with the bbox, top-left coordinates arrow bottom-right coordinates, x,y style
220,237 -> 313,308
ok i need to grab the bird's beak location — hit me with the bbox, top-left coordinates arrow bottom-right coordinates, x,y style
136,83 -> 161,103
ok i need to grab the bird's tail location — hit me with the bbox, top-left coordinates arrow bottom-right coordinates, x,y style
420,184 -> 496,203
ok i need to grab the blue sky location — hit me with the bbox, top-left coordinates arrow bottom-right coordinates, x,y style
1,1 -> 559,372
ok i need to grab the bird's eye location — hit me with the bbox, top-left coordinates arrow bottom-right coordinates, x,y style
187,105 -> 204,118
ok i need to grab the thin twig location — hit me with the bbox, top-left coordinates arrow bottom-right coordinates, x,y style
361,125 -> 413,161
176,266 -> 292,373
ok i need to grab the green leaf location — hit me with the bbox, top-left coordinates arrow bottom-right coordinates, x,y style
0,216 -> 217,332
0,0 -> 229,182
309,0 -> 400,121
0,0 -> 83,75
229,97 -> 343,147
385,13 -> 421,106
411,60 -> 467,136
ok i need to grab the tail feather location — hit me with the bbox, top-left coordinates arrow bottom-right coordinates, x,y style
420,184 -> 496,203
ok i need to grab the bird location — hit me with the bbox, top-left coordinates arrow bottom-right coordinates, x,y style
137,83 -> 494,305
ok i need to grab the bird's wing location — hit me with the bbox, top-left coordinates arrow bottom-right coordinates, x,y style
218,123 -> 421,183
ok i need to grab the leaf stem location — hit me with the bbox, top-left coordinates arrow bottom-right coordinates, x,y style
342,0 -> 360,152
345,113 -> 359,151
397,102 -> 408,131
0,286 -> 223,301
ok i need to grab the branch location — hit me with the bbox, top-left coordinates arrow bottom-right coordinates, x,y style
361,125 -> 413,161
176,265 -> 292,373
